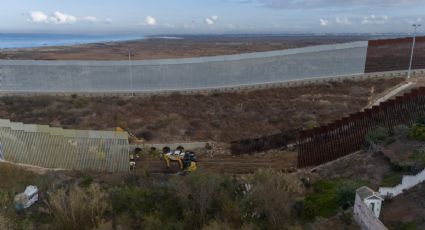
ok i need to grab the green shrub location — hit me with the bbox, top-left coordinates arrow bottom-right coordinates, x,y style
410,148 -> 425,167
109,183 -> 184,229
381,171 -> 403,187
408,123 -> 425,141
365,126 -> 390,146
170,172 -> 228,228
109,185 -> 155,215
79,174 -> 93,187
301,179 -> 364,221
303,120 -> 319,130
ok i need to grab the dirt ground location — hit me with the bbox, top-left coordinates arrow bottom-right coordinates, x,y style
135,148 -> 297,175
380,182 -> 425,229
379,136 -> 425,167
313,151 -> 392,189
0,77 -> 405,143
0,35 -> 374,60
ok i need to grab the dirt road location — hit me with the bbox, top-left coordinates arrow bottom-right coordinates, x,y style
135,151 -> 297,174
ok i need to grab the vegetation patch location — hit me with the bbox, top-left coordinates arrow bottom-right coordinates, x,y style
410,148 -> 425,167
365,126 -> 392,147
300,179 -> 365,221
381,171 -> 403,187
408,123 -> 425,141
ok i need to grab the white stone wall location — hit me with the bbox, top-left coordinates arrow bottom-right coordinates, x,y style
354,194 -> 388,230
379,169 -> 425,198
364,199 -> 383,218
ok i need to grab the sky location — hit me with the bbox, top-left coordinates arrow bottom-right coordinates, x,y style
1,0 -> 425,35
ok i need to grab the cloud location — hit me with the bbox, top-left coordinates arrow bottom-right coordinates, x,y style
205,15 -> 219,25
27,11 -> 49,23
83,16 -> 98,22
145,16 -> 157,26
255,0 -> 422,9
205,18 -> 215,25
335,17 -> 351,25
361,15 -> 389,25
49,11 -> 77,24
319,19 -> 329,26
27,11 -> 76,24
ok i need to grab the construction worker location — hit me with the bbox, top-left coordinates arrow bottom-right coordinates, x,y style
129,153 -> 136,170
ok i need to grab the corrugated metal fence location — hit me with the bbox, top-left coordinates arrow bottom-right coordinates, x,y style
297,87 -> 425,168
0,119 -> 129,172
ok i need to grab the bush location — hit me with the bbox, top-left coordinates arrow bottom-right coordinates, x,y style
171,172 -> 226,228
381,171 -> 403,187
46,183 -> 108,230
410,148 -> 425,167
109,184 -> 183,229
245,168 -> 302,230
136,129 -> 156,141
365,126 -> 390,146
408,123 -> 425,141
303,120 -> 319,130
301,179 -> 364,221
79,174 -> 93,187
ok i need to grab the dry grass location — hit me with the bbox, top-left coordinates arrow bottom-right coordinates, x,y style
0,213 -> 16,230
0,162 -> 48,194
45,183 -> 108,230
0,78 -> 404,143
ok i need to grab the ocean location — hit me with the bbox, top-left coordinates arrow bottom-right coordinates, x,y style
0,33 -> 146,49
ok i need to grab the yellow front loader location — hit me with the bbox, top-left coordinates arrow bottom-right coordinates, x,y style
162,146 -> 197,173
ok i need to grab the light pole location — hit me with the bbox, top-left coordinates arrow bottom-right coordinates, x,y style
128,49 -> 134,96
408,24 -> 421,79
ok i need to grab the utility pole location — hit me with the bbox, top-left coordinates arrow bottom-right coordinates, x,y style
408,24 -> 421,79
128,49 -> 134,96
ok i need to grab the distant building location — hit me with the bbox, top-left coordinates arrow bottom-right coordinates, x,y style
357,186 -> 384,218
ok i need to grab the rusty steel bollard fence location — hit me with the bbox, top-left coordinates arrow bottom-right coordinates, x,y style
297,87 -> 425,168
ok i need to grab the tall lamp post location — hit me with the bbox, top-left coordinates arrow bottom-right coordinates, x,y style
128,49 -> 134,96
408,24 -> 421,79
